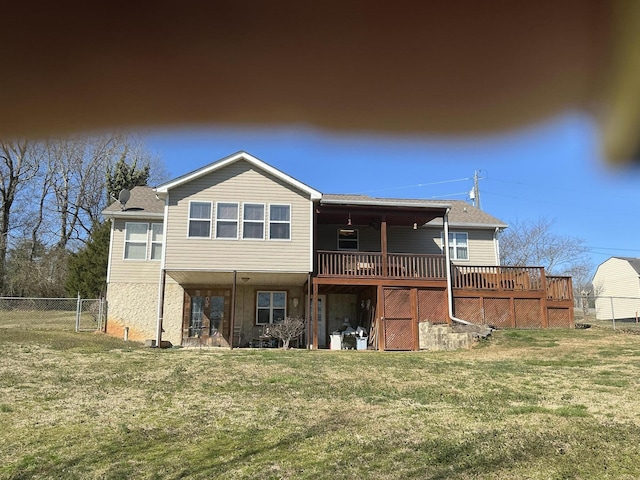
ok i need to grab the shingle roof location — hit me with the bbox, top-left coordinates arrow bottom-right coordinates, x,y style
102,186 -> 164,218
102,186 -> 506,228
321,194 -> 506,228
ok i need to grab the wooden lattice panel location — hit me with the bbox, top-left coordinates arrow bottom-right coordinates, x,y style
417,288 -> 448,324
384,318 -> 414,350
483,298 -> 512,328
453,297 -> 483,323
548,307 -> 572,329
384,288 -> 411,318
514,299 -> 542,328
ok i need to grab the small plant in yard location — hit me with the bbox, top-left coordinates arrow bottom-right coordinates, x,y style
268,316 -> 305,349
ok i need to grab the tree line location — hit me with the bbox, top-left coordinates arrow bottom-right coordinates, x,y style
0,135 -> 166,298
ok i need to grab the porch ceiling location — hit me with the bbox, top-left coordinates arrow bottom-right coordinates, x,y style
166,270 -> 310,287
316,204 -> 445,227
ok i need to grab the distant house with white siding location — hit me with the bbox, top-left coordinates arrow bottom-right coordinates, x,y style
593,257 -> 640,321
103,151 -> 573,351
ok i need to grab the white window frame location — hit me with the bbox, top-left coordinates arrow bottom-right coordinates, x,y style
242,203 -> 265,240
338,228 -> 359,251
256,291 -> 287,325
150,223 -> 163,261
269,204 -> 291,240
215,202 -> 239,240
124,222 -> 149,260
442,231 -> 469,261
188,201 -> 212,239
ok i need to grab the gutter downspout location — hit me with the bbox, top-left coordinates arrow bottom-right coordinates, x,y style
155,193 -> 169,348
494,227 -> 501,265
444,210 -> 473,326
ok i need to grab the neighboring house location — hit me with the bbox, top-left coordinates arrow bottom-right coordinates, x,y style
103,151 -> 572,350
593,257 -> 640,321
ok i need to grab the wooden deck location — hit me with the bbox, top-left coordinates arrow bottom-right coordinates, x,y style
451,265 -> 573,302
317,251 -> 447,279
311,256 -> 575,347
452,265 -> 574,328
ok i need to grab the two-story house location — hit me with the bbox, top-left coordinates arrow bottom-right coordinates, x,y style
103,151 -> 572,351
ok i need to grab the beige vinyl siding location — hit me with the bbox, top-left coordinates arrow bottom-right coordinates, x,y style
108,218 -> 163,284
164,160 -> 312,272
593,258 -> 640,320
459,229 -> 498,265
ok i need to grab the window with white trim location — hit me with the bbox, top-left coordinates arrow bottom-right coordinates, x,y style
256,291 -> 287,324
269,204 -> 290,240
243,203 -> 265,239
338,229 -> 359,250
216,202 -> 239,239
443,232 -> 469,260
150,223 -> 163,260
124,222 -> 148,260
188,201 -> 212,238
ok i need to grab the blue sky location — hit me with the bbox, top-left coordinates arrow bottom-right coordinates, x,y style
143,112 -> 640,274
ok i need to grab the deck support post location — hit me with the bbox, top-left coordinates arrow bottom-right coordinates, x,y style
230,271 -> 237,349
377,285 -> 385,351
381,217 -> 388,277
312,282 -> 319,349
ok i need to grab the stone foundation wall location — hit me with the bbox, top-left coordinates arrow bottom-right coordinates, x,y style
418,322 -> 475,351
106,282 -> 183,345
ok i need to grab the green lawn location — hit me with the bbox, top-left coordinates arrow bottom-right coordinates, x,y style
1,323 -> 640,479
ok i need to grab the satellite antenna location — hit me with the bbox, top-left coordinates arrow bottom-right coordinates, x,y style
118,189 -> 131,210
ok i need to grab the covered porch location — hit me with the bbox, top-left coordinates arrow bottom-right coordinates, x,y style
308,196 -> 452,351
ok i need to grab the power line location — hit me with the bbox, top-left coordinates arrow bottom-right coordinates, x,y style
358,177 -> 471,195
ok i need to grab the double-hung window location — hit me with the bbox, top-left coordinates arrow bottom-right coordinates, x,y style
243,203 -> 265,239
256,291 -> 286,324
124,223 -> 149,260
150,223 -> 163,260
216,202 -> 239,239
269,204 -> 290,240
188,201 -> 212,238
443,232 -> 469,260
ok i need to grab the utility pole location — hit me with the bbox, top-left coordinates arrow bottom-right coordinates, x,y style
470,170 -> 482,210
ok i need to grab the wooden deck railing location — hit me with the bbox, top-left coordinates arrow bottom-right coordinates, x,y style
546,276 -> 573,301
317,251 -> 447,279
452,265 -> 545,291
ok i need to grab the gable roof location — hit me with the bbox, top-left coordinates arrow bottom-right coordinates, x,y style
321,194 -> 506,228
101,153 -> 506,229
102,185 -> 165,219
154,151 -> 322,200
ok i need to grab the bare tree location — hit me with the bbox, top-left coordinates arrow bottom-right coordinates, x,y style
499,218 -> 591,273
0,141 -> 41,293
499,217 -> 593,301
269,316 -> 306,349
0,134 -> 166,295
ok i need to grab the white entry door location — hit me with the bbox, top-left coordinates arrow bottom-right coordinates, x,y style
310,295 -> 327,347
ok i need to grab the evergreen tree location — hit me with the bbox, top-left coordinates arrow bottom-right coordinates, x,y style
65,221 -> 111,297
105,152 -> 150,201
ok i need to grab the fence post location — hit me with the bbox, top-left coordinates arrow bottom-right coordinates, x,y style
75,292 -> 81,332
97,298 -> 104,331
610,296 -> 616,330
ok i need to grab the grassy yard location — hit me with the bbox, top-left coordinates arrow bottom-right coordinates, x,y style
1,321 -> 640,479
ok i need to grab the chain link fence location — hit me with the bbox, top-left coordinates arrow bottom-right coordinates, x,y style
575,294 -> 640,332
0,297 -> 106,332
